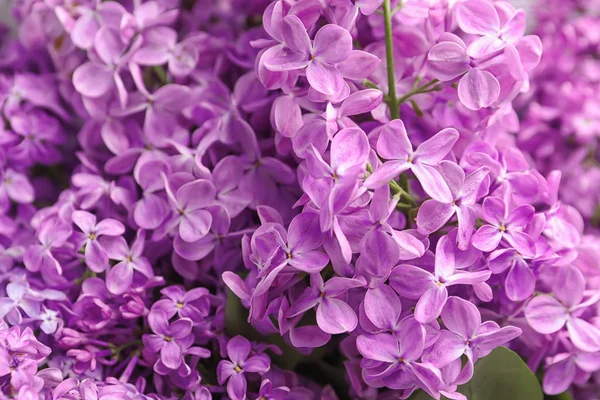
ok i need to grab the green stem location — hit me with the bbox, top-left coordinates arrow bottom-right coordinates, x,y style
383,0 -> 399,120
397,79 -> 440,105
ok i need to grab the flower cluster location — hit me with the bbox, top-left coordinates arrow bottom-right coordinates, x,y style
0,0 -> 598,399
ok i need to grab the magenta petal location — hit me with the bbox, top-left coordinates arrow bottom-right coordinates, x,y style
106,262 -> 133,295
456,205 -> 476,250
337,50 -> 381,80
543,358 -> 576,395
397,317 -> 426,361
73,62 -> 113,98
567,318 -> 600,352
364,160 -> 410,189
422,331 -> 466,367
427,41 -> 470,81
282,15 -> 311,55
363,285 -> 402,331
134,194 -> 169,230
457,69 -> 500,111
289,325 -> 331,348
71,13 -> 99,50
306,60 -> 345,96
505,260 -> 535,301
317,297 -> 358,334
471,225 -> 503,252
473,326 -> 522,350
227,373 -> 247,400
467,35 -> 505,59
331,127 -> 369,176
356,333 -> 400,362
414,128 -> 459,165
554,266 -> 585,308
313,24 -> 352,64
376,120 -> 412,160
85,240 -> 108,273
412,163 -> 453,203
173,234 -> 214,261
339,89 -> 383,117
160,340 -> 182,369
262,45 -> 310,71
456,0 -> 500,36
441,296 -> 481,339
227,335 -> 251,365
179,209 -> 212,243
389,264 -> 435,299
288,251 -> 329,273
415,285 -> 448,323
416,200 -> 454,234
525,295 -> 568,334
243,354 -> 270,373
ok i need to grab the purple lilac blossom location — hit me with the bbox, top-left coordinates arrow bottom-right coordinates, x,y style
0,0 -> 598,399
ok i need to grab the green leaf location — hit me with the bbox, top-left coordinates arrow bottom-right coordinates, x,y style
409,347 -> 543,400
459,347 -> 543,400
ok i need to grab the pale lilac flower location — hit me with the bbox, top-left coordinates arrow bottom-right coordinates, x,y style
364,120 -> 459,202
427,33 -> 501,110
471,197 -> 536,256
100,231 -> 153,295
72,210 -> 126,273
390,235 -> 491,323
416,162 -> 489,249
142,311 -> 194,370
422,296 -> 522,379
456,0 -> 526,58
357,317 -> 443,398
286,273 -> 365,334
262,16 -> 352,97
161,174 -> 216,243
217,335 -> 271,400
525,266 -> 600,352
543,351 -> 600,395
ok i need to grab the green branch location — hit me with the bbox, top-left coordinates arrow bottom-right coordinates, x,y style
383,0 -> 399,120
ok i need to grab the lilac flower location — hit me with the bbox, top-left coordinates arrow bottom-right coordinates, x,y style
360,284 -> 404,333
100,231 -> 154,294
416,162 -> 488,249
72,26 -> 139,106
390,235 -> 491,323
286,273 -> 365,334
422,296 -> 522,377
0,281 -> 41,325
525,266 -> 600,352
0,167 -> 34,212
152,285 -> 210,321
357,184 -> 425,278
161,174 -> 216,243
23,218 -> 71,277
364,120 -> 459,202
488,248 -> 536,301
217,335 -> 271,400
427,33 -> 501,110
306,127 -> 370,186
142,311 -> 194,370
133,27 -> 200,77
357,317 -> 443,398
263,16 -> 353,96
543,351 -> 600,395
72,210 -> 126,273
471,197 -> 536,256
7,110 -> 66,166
456,0 -> 526,58
256,379 -> 290,400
